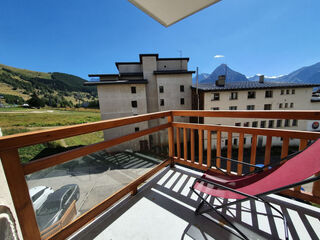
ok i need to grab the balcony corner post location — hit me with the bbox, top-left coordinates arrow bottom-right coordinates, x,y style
0,149 -> 41,240
168,112 -> 175,168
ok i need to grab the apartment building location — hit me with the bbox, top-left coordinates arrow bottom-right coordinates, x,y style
86,54 -> 194,151
192,75 -> 320,148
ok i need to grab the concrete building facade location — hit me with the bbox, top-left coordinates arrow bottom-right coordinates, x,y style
192,76 -> 320,149
86,54 -> 194,151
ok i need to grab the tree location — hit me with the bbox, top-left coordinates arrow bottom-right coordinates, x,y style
27,93 -> 45,108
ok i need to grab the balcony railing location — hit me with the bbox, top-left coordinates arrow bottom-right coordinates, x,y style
0,110 -> 320,240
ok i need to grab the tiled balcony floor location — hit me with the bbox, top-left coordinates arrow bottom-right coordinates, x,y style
71,165 -> 320,240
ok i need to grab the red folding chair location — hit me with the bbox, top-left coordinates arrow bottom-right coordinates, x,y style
190,139 -> 320,240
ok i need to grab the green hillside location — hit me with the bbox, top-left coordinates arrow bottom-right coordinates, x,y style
0,64 -> 98,108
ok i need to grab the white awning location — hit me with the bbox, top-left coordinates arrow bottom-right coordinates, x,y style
128,0 -> 222,27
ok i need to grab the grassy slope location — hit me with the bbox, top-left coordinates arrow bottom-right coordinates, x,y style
0,82 -> 30,100
0,63 -> 51,79
0,63 -> 97,104
0,110 -> 101,127
0,108 -> 103,163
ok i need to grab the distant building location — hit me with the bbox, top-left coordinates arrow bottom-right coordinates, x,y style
192,75 -> 320,148
86,54 -> 195,151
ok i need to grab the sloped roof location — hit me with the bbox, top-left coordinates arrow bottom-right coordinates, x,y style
193,81 -> 320,92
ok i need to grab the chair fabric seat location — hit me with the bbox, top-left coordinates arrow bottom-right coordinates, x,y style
194,139 -> 320,199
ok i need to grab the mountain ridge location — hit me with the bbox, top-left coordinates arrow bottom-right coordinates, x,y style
0,63 -> 97,107
193,62 -> 320,85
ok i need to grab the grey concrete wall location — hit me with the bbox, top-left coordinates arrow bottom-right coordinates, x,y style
157,60 -> 188,71
97,84 -> 148,151
118,64 -> 142,73
156,74 -> 192,111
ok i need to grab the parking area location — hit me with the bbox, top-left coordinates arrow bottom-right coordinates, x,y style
26,151 -> 160,216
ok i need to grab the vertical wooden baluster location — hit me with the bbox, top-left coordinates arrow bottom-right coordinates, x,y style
237,133 -> 244,175
295,139 -> 307,192
207,130 -> 212,168
0,150 -> 41,240
281,137 -> 289,160
167,114 -> 174,167
191,129 -> 195,163
264,136 -> 272,169
250,135 -> 257,172
312,172 -> 320,197
183,128 -> 188,161
176,128 -> 181,160
227,132 -> 232,173
216,131 -> 221,168
199,129 -> 203,165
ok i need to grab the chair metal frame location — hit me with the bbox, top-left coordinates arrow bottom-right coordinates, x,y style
190,148 -> 320,240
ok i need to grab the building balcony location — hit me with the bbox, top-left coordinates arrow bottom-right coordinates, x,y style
0,110 -> 320,240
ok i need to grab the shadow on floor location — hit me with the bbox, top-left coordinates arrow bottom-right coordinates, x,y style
71,165 -> 320,240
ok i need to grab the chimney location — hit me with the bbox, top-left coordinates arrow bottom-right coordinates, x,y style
259,75 -> 264,83
215,75 -> 226,87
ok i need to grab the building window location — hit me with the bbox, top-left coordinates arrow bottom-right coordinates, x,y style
290,103 -> 294,108
180,85 -> 184,92
268,120 -> 274,128
225,139 -> 228,146
292,89 -> 295,94
277,120 -> 282,127
279,103 -> 283,108
252,121 -> 258,127
131,100 -> 137,108
265,90 -> 273,98
131,86 -> 136,94
285,119 -> 290,127
244,122 -> 249,127
212,93 -> 220,101
135,127 -> 140,132
229,106 -> 237,110
159,86 -> 164,93
264,104 -> 272,110
286,89 -> 290,94
248,91 -> 256,99
180,98 -> 185,105
233,139 -> 238,145
230,92 -> 238,100
235,122 -> 241,126
244,138 -> 247,144
285,103 -> 288,108
211,107 -> 219,110
292,119 -> 298,126
281,89 -> 284,95
247,105 -> 255,110
260,121 -> 266,128
160,99 -> 164,106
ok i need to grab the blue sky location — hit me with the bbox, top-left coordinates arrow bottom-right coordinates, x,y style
1,0 -> 320,80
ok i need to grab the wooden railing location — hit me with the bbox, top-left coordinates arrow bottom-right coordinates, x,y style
171,110 -> 320,205
0,111 -> 172,240
0,110 -> 320,240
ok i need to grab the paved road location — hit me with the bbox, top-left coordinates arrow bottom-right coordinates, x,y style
26,151 -> 158,217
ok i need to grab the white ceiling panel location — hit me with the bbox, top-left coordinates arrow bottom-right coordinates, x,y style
128,0 -> 222,27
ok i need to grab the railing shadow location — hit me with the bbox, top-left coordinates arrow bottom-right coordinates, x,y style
72,165 -> 320,240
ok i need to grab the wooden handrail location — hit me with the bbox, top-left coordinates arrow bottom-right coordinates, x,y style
172,110 -> 320,119
0,111 -> 171,150
172,122 -> 320,140
23,123 -> 170,175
